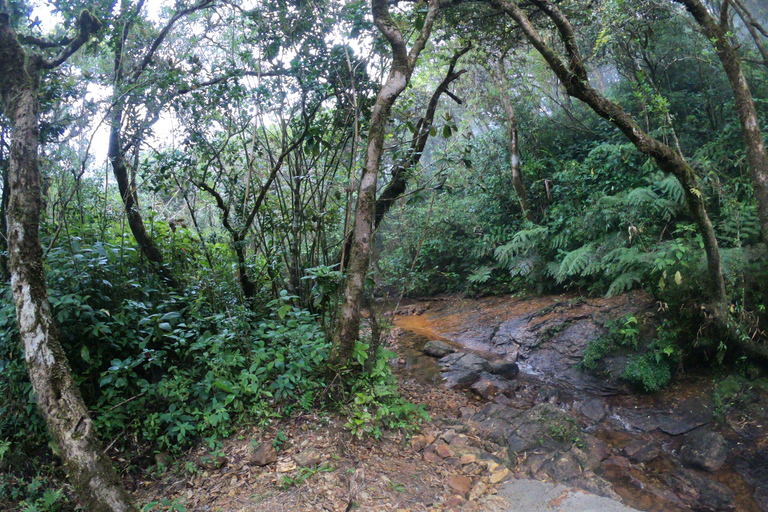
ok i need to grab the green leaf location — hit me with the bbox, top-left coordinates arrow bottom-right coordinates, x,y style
278,305 -> 290,320
159,322 -> 173,332
81,345 -> 90,362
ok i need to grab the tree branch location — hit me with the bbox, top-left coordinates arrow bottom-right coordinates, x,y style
41,11 -> 101,69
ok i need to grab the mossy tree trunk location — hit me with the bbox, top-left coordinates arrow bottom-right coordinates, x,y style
0,7 -> 138,511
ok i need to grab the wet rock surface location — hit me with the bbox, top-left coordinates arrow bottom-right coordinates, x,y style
391,293 -> 768,512
424,339 -> 456,357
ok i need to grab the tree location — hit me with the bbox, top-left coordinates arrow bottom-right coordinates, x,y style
490,0 -> 728,311
331,0 -> 439,365
489,52 -> 532,221
0,5 -> 137,511
673,0 -> 768,246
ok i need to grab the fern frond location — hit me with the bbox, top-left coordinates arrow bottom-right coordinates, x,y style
555,243 -> 596,283
657,174 -> 684,204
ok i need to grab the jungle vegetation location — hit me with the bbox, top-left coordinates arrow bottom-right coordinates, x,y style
0,0 -> 766,509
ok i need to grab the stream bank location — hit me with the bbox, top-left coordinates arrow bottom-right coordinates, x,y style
387,292 -> 768,512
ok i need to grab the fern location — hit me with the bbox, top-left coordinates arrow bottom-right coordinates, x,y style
606,271 -> 644,296
468,265 -> 496,284
625,187 -> 659,207
657,173 -> 684,204
555,244 -> 595,283
494,226 -> 549,267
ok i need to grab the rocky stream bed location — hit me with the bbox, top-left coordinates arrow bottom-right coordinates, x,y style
389,292 -> 768,512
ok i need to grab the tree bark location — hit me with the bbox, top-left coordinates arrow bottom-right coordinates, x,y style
491,0 -> 728,307
331,0 -> 439,366
674,0 -> 768,247
0,9 -> 138,511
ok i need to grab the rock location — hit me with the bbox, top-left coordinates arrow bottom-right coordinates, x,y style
579,397 -> 606,423
444,494 -> 466,508
666,468 -> 735,511
410,435 -> 428,452
488,360 -> 520,379
489,467 -> 510,483
447,474 -> 472,496
196,450 -> 226,470
293,447 -> 322,467
424,340 -> 455,357
435,443 -> 453,458
249,442 -> 277,466
584,435 -> 610,465
622,439 -> 660,464
680,429 -> 728,472
442,370 -> 480,389
471,377 -> 500,399
461,454 -> 477,465
546,451 -> 582,481
424,451 -> 442,464
443,353 -> 491,373
459,406 -> 476,420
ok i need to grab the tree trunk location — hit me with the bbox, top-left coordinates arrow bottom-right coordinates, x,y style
331,0 -> 439,365
492,0 -> 728,307
492,58 -> 532,221
675,0 -> 768,247
0,10 -> 138,512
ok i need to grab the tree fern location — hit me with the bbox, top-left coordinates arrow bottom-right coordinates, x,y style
494,226 -> 549,267
657,173 -> 684,204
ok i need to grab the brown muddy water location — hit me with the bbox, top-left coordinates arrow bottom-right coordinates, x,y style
382,294 -> 767,512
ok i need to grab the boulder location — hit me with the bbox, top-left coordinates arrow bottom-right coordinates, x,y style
680,429 -> 728,472
471,377 -> 500,400
424,340 -> 455,357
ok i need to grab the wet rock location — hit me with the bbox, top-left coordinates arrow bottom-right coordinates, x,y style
424,340 -> 455,357
505,404 -> 579,457
616,395 -> 714,435
666,468 -> 735,511
293,447 -> 322,467
583,435 -> 610,465
545,451 -> 582,481
450,353 -> 492,373
732,447 -> 768,510
471,376 -> 500,400
447,474 -> 472,496
680,429 -> 727,472
535,387 -> 559,404
622,439 -> 660,464
249,442 -> 277,466
579,397 -> 606,423
442,370 -> 480,389
488,360 -> 519,379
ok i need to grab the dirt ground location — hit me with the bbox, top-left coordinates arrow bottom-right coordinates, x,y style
133,322 -> 513,512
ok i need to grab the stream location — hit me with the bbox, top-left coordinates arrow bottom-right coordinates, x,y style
383,293 -> 768,512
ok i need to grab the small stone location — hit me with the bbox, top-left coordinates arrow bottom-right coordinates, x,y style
424,340 -> 456,357
425,434 -> 436,445
410,435 -> 428,452
486,461 -> 500,473
584,435 -> 610,463
469,481 -> 488,501
623,439 -> 660,463
459,407 -> 476,420
447,474 -> 472,496
680,429 -> 728,472
461,454 -> 477,465
249,442 -> 277,466
436,444 -> 453,458
293,447 -> 323,467
444,495 -> 466,508
489,468 -> 509,484
424,451 -> 443,464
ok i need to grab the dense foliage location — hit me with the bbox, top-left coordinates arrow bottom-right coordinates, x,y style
0,0 -> 767,508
